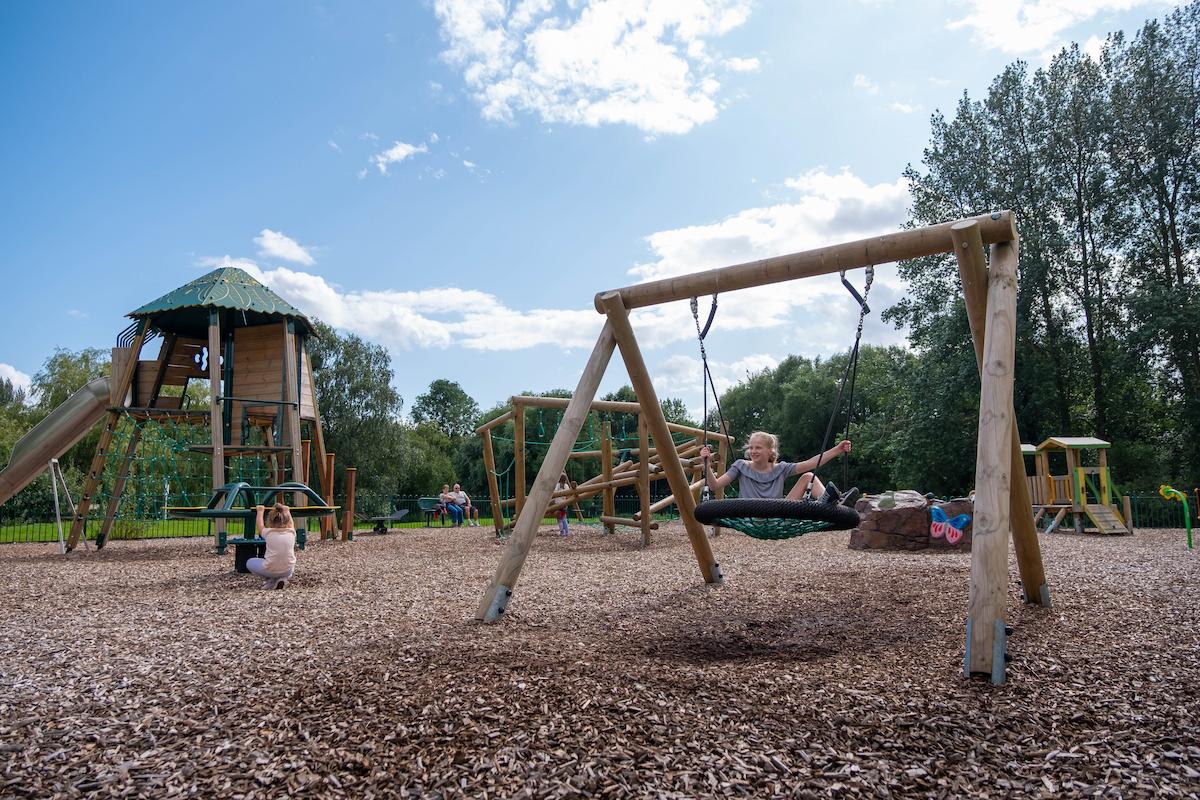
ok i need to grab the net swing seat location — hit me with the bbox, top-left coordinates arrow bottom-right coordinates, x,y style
693,497 -> 859,540
689,265 -> 874,542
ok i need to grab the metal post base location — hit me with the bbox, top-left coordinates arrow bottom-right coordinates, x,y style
481,584 -> 513,623
963,618 -> 1010,685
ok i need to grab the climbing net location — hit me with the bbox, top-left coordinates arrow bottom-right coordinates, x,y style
92,410 -> 295,522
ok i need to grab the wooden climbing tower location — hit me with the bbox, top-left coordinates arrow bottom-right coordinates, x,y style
66,267 -> 332,550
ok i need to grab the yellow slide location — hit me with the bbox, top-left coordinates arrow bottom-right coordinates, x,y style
0,377 -> 111,506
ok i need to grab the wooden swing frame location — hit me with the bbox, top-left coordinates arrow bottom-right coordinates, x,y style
476,211 -> 1051,684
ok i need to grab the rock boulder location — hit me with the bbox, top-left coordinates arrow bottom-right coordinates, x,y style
848,491 -> 974,552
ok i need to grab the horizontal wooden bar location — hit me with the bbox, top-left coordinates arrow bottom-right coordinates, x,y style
635,477 -> 706,517
474,409 -> 514,435
595,211 -> 1018,312
600,515 -> 658,530
506,396 -> 734,441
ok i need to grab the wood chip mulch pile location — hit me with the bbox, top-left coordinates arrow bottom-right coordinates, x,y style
1,523 -> 1197,798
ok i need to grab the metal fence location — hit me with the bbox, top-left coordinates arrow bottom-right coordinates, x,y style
2,491 -> 1194,545
0,492 -> 686,544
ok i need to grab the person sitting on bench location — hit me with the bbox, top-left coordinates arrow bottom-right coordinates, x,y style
449,483 -> 479,527
439,484 -> 464,526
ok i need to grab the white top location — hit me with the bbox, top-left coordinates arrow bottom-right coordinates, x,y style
262,527 -> 296,575
449,490 -> 470,506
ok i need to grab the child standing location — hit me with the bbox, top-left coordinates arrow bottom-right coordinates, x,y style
700,431 -> 859,506
247,503 -> 296,590
554,472 -> 571,536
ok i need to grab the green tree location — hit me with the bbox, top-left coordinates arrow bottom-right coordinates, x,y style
306,323 -> 405,496
411,379 -> 480,441
396,422 -> 456,496
32,347 -> 110,412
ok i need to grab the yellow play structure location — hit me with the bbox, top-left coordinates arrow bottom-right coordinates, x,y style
1022,436 -> 1132,535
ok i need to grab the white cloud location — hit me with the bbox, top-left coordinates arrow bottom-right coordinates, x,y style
889,101 -> 919,113
947,0 -> 1167,55
207,255 -> 602,352
328,139 -> 342,152
254,229 -> 315,266
463,159 -> 477,168
0,363 -> 32,397
433,0 -> 756,135
371,141 -> 430,175
429,132 -> 440,143
1082,34 -> 1105,61
622,168 -> 909,348
853,73 -> 879,94
723,56 -> 760,72
193,167 -> 912,403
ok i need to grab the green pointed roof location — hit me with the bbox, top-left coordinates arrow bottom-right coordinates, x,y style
130,267 -> 314,337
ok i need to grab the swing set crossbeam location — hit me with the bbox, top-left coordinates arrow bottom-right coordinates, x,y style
595,211 -> 1017,311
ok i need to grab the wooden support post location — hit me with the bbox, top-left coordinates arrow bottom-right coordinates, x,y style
964,237 -> 1018,681
713,421 -> 730,536
282,323 -> 304,505
482,428 -> 503,536
601,420 -> 615,534
476,322 -> 617,622
323,452 -> 336,539
513,399 -> 526,519
207,312 -> 226,547
301,439 -> 311,484
600,292 -> 721,584
952,220 -> 1049,608
1124,495 -> 1134,533
637,413 -> 652,546
341,467 -> 356,541
67,320 -> 149,551
303,350 -> 330,503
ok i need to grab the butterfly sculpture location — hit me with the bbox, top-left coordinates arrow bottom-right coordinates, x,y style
930,506 -> 971,545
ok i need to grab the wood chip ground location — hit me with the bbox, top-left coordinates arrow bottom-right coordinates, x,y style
1,524 -> 1197,798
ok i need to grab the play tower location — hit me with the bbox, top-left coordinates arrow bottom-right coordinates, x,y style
50,267 -> 332,549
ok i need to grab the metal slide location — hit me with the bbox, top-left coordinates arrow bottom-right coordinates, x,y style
0,377 -> 112,506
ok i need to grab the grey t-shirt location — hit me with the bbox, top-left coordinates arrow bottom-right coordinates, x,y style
722,460 -> 796,499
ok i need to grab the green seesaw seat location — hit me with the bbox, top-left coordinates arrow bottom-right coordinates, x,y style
166,481 -> 338,570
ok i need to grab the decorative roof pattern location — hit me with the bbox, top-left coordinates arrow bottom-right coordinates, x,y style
129,267 -> 313,334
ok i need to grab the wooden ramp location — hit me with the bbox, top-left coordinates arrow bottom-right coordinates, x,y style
1084,503 -> 1130,535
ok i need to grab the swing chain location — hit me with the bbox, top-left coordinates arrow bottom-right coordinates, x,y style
692,294 -> 724,502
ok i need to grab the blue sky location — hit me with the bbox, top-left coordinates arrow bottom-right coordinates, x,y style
0,0 -> 1178,421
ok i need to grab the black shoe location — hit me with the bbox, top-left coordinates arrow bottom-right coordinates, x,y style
820,482 -> 842,505
840,487 -> 861,508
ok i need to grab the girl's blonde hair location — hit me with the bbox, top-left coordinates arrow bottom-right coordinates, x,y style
745,431 -> 779,463
268,502 -> 292,529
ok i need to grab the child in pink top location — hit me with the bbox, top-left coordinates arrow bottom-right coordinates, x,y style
247,503 -> 296,590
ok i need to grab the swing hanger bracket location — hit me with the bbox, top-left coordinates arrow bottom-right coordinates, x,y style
839,268 -> 873,314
